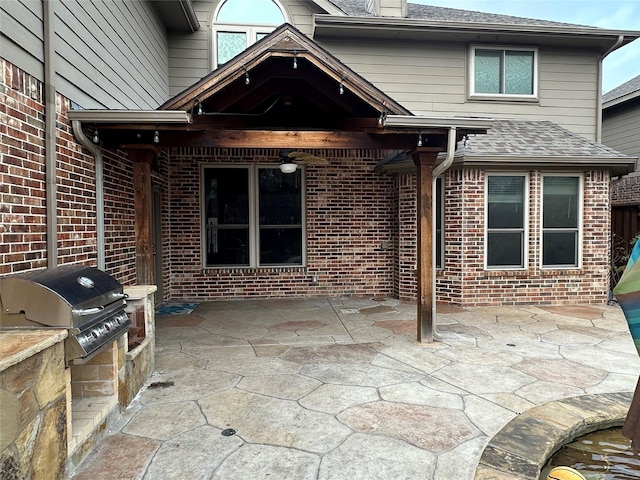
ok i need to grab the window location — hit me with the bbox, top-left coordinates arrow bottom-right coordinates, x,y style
203,165 -> 304,267
213,0 -> 286,66
471,46 -> 537,98
486,175 -> 527,269
542,175 -> 581,268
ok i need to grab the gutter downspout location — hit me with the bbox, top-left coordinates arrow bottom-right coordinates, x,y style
597,35 -> 623,142
44,0 -> 57,268
72,121 -> 106,270
431,126 -> 457,336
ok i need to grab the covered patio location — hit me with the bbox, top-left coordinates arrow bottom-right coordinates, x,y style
70,298 -> 639,479
68,24 -> 492,343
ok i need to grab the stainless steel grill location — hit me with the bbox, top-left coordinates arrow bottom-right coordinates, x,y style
0,265 -> 131,365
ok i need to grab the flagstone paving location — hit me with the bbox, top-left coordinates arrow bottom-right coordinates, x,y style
71,298 -> 640,479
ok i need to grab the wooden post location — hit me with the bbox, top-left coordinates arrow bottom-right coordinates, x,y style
411,149 -> 439,343
128,148 -> 157,285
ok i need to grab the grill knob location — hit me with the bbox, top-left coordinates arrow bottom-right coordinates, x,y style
91,330 -> 99,339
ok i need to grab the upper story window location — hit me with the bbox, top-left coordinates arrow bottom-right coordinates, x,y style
470,46 -> 537,100
213,0 -> 287,66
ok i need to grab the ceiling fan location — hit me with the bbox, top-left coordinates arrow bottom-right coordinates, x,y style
278,149 -> 328,173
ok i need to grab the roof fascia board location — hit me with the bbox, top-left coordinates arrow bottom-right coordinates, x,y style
604,90 -> 640,109
384,115 -> 493,130
314,15 -> 640,44
67,110 -> 192,124
459,154 -> 637,175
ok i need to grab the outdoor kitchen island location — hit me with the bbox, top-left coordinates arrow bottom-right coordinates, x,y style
0,281 -> 157,479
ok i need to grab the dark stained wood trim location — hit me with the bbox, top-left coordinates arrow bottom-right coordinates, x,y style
128,148 -> 157,285
412,148 -> 440,343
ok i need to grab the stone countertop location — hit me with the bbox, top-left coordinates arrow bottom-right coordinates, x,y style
124,285 -> 157,300
0,329 -> 68,372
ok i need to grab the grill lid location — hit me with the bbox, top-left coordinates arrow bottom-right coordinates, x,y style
0,265 -> 127,328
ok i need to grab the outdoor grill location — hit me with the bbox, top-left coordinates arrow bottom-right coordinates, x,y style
0,265 -> 131,365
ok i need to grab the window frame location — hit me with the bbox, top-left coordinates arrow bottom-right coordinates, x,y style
540,173 -> 583,269
484,173 -> 529,270
212,0 -> 288,68
469,45 -> 539,101
201,164 -> 307,269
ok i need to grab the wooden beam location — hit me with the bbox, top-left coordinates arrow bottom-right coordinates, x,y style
411,148 -> 440,343
102,129 -> 447,150
128,148 -> 156,285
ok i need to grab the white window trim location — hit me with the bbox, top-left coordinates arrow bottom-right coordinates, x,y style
484,172 -> 529,270
468,45 -> 539,101
200,164 -> 306,269
540,173 -> 583,270
211,0 -> 289,68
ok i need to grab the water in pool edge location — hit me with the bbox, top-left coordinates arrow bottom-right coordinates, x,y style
541,427 -> 640,479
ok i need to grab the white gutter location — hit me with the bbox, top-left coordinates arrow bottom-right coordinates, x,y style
384,115 -> 492,130
72,121 -> 106,270
67,110 -> 192,124
431,127 -> 456,338
43,0 -> 57,268
597,35 -> 624,142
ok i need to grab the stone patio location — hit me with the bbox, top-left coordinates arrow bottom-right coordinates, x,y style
70,297 -> 640,479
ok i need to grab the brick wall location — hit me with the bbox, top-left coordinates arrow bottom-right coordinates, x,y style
611,174 -> 640,206
433,168 -> 611,306
163,147 -> 396,300
1,60 -> 137,284
1,60 -> 47,274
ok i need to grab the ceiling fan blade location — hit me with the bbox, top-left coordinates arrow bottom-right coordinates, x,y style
287,151 -> 329,165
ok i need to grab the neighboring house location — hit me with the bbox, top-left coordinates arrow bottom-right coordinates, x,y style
2,0 -> 640,313
603,75 -> 640,257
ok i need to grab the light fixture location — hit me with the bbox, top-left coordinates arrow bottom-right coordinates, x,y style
244,66 -> 250,85
153,129 -> 160,144
279,161 -> 297,174
378,111 -> 387,126
339,78 -> 344,95
197,101 -> 203,115
293,51 -> 298,69
417,132 -> 423,147
92,129 -> 99,144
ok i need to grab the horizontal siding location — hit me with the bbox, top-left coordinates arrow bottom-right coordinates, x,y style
56,0 -> 169,109
318,38 -> 599,138
168,0 -> 317,96
603,104 -> 640,158
0,0 -> 44,79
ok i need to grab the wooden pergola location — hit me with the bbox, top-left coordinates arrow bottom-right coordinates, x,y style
69,24 -> 490,342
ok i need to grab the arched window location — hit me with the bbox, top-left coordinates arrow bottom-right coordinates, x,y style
213,0 -> 286,66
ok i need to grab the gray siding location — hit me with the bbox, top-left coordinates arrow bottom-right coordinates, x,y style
166,1 -> 600,137
168,0 -> 316,96
0,0 -> 44,79
2,0 -> 170,109
603,102 -> 640,166
317,38 -> 600,139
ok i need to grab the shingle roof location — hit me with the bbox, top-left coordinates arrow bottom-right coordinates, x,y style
330,0 -> 593,28
377,119 -> 633,173
603,74 -> 640,105
462,120 -> 629,158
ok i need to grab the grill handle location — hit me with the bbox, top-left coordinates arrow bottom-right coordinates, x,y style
78,306 -> 104,315
112,293 -> 129,299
